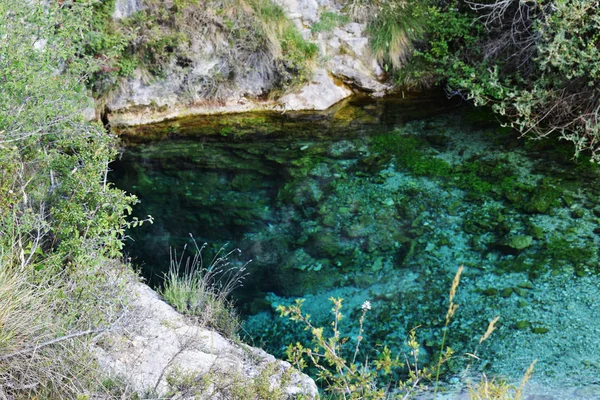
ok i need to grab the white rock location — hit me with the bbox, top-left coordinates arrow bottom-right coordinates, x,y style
274,0 -> 320,23
113,0 -> 143,20
106,0 -> 392,126
278,68 -> 353,111
96,283 -> 318,398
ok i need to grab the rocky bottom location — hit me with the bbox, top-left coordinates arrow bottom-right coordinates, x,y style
112,100 -> 600,394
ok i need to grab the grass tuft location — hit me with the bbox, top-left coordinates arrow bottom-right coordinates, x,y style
160,235 -> 250,339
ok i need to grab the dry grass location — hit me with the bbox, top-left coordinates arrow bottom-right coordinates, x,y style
468,375 -> 516,400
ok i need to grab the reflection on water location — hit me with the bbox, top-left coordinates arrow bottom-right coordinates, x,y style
111,95 -> 600,387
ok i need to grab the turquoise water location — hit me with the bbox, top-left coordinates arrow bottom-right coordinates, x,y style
111,95 -> 600,389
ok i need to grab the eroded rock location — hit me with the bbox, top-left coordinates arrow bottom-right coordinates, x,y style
107,0 -> 391,126
95,283 -> 317,398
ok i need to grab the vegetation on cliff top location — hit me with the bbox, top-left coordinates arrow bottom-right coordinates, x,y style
88,0 -> 318,100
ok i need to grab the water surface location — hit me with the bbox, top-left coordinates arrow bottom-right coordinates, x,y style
111,95 -> 600,389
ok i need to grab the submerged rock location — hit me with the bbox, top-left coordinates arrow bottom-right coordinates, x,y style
506,235 -> 533,251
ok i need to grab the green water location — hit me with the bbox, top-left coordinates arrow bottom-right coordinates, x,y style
111,95 -> 600,388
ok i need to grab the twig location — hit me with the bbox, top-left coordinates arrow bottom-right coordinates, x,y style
0,328 -> 105,361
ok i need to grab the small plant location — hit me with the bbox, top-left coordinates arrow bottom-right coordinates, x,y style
279,266 -> 536,398
278,296 -> 433,399
468,375 -> 516,400
160,235 -> 250,338
311,11 -> 350,34
468,360 -> 537,400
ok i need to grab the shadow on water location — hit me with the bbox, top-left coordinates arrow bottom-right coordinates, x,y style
110,93 -> 461,289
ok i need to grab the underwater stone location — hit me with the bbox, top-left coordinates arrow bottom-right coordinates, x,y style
494,220 -> 511,236
562,194 -> 575,207
517,281 -> 534,289
371,257 -> 384,272
505,235 -> 533,251
353,273 -> 377,288
328,140 -> 358,158
514,320 -> 531,330
311,232 -> 343,258
447,201 -> 461,215
343,224 -> 364,238
527,224 -> 545,240
517,300 -> 528,308
532,327 -> 550,334
571,208 -> 585,219
500,288 -> 514,298
525,186 -> 559,213
322,214 -> 336,227
513,287 -> 528,297
382,198 -> 395,207
481,288 -> 498,296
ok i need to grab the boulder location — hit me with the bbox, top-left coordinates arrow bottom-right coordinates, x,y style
278,68 -> 352,111
107,0 -> 391,126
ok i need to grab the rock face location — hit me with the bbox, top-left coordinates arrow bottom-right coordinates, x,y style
113,0 -> 143,19
106,0 -> 391,126
95,283 -> 318,398
278,68 -> 353,111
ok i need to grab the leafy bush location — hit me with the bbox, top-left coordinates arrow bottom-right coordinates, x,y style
412,0 -> 600,161
0,1 -> 137,397
276,268 -> 465,398
278,266 -> 535,398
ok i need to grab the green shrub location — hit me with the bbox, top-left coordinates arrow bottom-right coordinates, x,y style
0,1 -> 138,397
278,266 -> 535,398
412,0 -> 600,161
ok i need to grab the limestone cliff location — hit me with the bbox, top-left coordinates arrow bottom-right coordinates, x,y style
106,0 -> 390,126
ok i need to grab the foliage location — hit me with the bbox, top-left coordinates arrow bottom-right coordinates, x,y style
0,0 -> 138,397
468,376 -> 516,400
277,267 -> 473,399
311,11 -> 350,34
277,266 -> 536,398
279,298 -> 433,399
412,0 -> 600,161
160,237 -> 249,339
